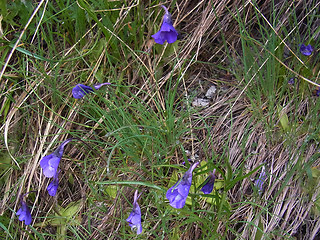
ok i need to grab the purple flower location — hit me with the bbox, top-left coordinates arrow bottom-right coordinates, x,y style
16,198 -> 32,225
201,169 -> 216,194
40,139 -> 73,178
288,77 -> 295,85
299,44 -> 313,56
316,87 -> 320,97
72,83 -> 111,99
126,190 -> 142,235
47,171 -> 59,196
151,5 -> 178,45
166,162 -> 199,209
181,158 -> 191,165
255,166 -> 267,193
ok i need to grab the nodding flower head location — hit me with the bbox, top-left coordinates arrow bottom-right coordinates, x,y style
40,139 -> 73,178
151,5 -> 178,45
288,77 -> 295,85
72,83 -> 111,99
201,169 -> 216,194
255,166 -> 268,193
299,44 -> 313,56
166,162 -> 199,209
126,190 -> 142,235
47,170 -> 60,196
16,194 -> 32,225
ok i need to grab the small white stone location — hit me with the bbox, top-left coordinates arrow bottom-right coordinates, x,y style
189,154 -> 199,161
205,85 -> 217,99
192,98 -> 210,107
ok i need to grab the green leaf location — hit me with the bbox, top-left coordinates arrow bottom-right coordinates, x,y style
105,185 -> 118,199
278,106 -> 289,132
96,180 -> 164,191
8,43 -> 58,63
39,201 -> 82,228
0,152 -> 11,185
170,226 -> 181,240
60,200 -> 82,219
311,196 -> 320,217
0,0 -> 7,16
0,219 -> 13,239
311,167 -> 320,178
254,216 -> 265,240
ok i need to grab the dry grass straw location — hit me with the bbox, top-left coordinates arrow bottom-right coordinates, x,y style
181,0 -> 320,239
203,89 -> 320,238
